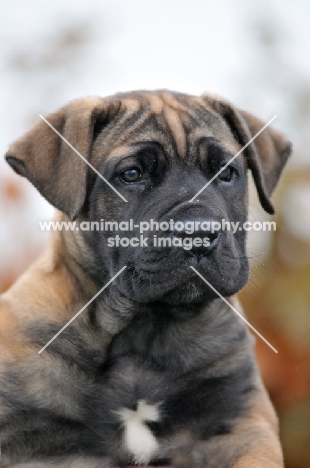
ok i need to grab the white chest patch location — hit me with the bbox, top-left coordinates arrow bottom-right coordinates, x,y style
117,400 -> 160,464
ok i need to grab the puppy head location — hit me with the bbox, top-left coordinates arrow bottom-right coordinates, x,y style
6,91 -> 291,305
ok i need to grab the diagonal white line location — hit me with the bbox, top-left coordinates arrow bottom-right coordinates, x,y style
39,114 -> 128,202
189,115 -> 277,202
38,266 -> 127,354
190,266 -> 278,353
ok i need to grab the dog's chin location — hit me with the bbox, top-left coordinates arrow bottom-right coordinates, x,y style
120,267 -> 249,306
156,281 -> 216,305
134,282 -> 245,306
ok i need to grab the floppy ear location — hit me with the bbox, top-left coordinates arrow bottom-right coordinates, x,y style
5,96 -> 107,220
203,94 -> 292,214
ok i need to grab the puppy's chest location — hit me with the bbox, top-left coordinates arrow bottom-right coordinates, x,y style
85,317 -> 251,464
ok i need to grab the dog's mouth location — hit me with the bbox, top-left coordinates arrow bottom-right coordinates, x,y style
118,241 -> 249,305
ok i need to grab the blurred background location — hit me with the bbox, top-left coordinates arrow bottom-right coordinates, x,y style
0,0 -> 309,465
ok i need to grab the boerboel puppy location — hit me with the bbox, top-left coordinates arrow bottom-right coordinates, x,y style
0,91 -> 291,468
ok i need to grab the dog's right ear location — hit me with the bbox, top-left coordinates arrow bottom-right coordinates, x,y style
5,97 -> 110,220
202,93 -> 292,214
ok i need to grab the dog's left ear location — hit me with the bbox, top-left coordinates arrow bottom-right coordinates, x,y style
5,97 -> 109,220
203,94 -> 292,214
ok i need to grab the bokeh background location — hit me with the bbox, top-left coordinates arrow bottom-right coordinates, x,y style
1,1 -> 309,466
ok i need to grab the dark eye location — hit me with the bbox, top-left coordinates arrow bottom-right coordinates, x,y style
217,165 -> 234,183
119,168 -> 142,184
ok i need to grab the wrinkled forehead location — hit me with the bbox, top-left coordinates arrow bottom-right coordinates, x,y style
92,91 -> 240,161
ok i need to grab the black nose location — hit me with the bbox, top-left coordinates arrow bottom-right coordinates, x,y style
171,219 -> 220,256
